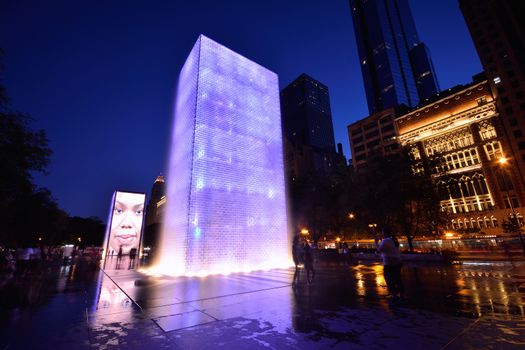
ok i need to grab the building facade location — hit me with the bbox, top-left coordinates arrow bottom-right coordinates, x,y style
347,106 -> 404,170
396,80 -> 524,235
145,174 -> 166,227
350,0 -> 439,114
459,0 -> 525,211
280,73 -> 335,152
281,73 -> 345,178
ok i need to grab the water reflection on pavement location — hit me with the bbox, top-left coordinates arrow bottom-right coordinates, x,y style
0,258 -> 524,349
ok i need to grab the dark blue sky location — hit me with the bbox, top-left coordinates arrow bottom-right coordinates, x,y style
0,0 -> 481,219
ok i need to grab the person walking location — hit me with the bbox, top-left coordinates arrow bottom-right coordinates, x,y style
303,243 -> 315,284
116,245 -> 123,269
376,226 -> 404,301
128,247 -> 137,269
292,234 -> 302,285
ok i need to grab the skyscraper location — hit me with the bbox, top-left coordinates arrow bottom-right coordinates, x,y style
280,74 -> 336,152
460,0 -> 525,202
350,0 -> 439,114
280,74 -> 345,177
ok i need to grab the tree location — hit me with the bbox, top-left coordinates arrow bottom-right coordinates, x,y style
65,216 -> 106,247
0,49 -> 61,246
349,149 -> 443,251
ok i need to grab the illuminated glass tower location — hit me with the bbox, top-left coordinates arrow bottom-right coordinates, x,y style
350,0 -> 439,114
156,35 -> 289,276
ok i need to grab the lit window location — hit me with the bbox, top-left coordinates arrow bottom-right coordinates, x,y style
493,77 -> 501,84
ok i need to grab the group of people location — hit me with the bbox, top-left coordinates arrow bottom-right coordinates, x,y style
292,235 -> 315,284
0,245 -> 102,275
113,245 -> 138,270
291,226 -> 405,301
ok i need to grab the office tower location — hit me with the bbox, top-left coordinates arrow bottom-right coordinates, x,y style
350,0 -> 439,114
347,106 -> 403,170
281,74 -> 344,177
396,77 -> 524,234
145,174 -> 166,227
156,35 -> 289,276
281,74 -> 336,152
459,0 -> 525,201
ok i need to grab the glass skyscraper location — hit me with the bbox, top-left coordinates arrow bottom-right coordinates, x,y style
350,0 -> 439,114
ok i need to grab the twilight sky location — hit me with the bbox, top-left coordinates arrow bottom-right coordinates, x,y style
0,0 -> 481,219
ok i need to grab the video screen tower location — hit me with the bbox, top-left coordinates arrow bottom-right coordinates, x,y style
156,35 -> 290,276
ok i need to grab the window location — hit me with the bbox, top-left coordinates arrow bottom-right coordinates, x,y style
367,140 -> 380,148
479,123 -> 497,140
510,118 -> 518,126
505,107 -> 514,115
514,130 -> 523,138
353,136 -> 363,144
354,145 -> 365,153
381,124 -> 394,133
363,122 -> 376,131
365,130 -> 379,139
484,141 -> 503,159
519,141 -> 525,150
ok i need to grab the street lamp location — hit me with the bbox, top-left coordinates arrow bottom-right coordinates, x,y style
498,156 -> 525,256
348,213 -> 356,242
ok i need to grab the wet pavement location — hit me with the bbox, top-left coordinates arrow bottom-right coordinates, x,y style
1,257 -> 524,349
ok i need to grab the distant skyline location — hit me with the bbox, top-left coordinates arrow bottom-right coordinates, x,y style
0,0 -> 481,219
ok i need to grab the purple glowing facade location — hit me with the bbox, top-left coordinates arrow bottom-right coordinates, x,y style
156,35 -> 289,276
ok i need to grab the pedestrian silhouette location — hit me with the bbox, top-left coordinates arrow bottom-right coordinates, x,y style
128,247 -> 137,269
303,243 -> 315,284
116,245 -> 123,269
376,226 -> 404,301
292,235 -> 302,285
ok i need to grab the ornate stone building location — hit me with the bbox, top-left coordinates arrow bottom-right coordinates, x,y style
396,79 -> 525,235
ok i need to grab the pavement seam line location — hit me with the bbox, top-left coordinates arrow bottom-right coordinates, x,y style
140,283 -> 292,310
439,317 -> 482,350
101,268 -> 143,312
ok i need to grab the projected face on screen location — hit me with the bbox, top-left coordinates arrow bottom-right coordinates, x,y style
108,191 -> 145,255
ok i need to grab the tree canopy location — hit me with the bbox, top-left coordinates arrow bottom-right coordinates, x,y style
0,49 -> 104,246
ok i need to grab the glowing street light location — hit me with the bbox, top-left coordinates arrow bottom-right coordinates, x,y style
348,213 -> 355,220
300,229 -> 309,235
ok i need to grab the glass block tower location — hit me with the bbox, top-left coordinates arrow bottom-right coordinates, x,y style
157,35 -> 290,276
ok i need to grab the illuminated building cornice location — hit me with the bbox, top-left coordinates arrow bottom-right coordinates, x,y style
397,81 -> 495,144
